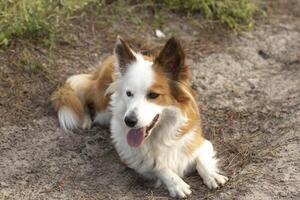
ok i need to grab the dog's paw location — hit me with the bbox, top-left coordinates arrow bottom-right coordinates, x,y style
168,179 -> 191,198
203,173 -> 228,189
81,116 -> 92,129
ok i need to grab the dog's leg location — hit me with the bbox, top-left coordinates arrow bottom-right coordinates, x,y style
155,168 -> 191,198
196,140 -> 228,189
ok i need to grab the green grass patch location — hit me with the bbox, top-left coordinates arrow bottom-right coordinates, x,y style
0,0 -> 102,46
0,0 -> 264,46
162,0 -> 263,30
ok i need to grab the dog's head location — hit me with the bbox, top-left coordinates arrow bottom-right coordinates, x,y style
112,36 -> 192,147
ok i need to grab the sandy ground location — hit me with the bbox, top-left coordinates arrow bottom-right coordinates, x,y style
0,1 -> 299,199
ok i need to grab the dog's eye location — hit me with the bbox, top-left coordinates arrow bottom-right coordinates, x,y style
147,92 -> 160,99
126,91 -> 133,97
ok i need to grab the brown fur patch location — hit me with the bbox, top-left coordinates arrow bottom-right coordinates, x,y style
51,84 -> 85,119
185,127 -> 205,156
51,56 -> 116,122
150,53 -> 204,156
143,55 -> 154,62
147,71 -> 176,106
149,38 -> 206,156
90,56 -> 115,112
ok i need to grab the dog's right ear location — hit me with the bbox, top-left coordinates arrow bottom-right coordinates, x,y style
114,36 -> 136,75
155,37 -> 187,82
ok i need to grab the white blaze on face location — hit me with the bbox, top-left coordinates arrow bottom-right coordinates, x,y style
122,54 -> 163,128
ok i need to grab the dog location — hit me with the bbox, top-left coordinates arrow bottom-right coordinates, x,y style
51,36 -> 228,198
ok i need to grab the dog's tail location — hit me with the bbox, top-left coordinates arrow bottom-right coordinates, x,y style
51,74 -> 92,130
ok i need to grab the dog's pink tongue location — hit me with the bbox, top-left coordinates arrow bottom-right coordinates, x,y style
127,128 -> 145,147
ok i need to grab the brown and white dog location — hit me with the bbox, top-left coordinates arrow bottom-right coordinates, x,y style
51,37 -> 228,198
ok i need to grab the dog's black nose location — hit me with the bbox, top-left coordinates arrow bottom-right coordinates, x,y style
124,115 -> 137,127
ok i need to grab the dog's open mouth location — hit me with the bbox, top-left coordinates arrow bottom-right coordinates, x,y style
145,114 -> 159,137
127,114 -> 159,147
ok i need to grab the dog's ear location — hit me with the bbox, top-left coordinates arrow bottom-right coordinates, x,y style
114,36 -> 136,75
155,37 -> 187,82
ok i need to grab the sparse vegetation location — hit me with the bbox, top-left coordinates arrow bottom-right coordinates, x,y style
0,0 -> 262,46
0,0 -> 102,45
18,48 -> 44,73
162,0 -> 261,29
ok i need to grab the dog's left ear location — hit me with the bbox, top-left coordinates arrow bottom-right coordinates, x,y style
114,36 -> 136,75
155,37 -> 188,82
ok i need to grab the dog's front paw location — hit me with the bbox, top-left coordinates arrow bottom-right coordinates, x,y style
167,179 -> 191,198
81,115 -> 92,129
203,173 -> 228,189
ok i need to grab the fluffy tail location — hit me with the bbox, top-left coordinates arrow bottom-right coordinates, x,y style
51,84 -> 85,130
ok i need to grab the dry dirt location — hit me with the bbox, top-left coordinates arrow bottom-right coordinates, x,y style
0,1 -> 299,199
